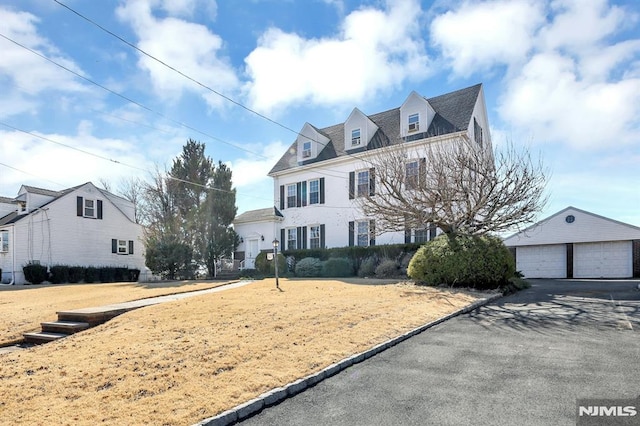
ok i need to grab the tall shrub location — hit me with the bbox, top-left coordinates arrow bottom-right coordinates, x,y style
408,233 -> 515,289
295,257 -> 323,277
23,263 -> 48,285
321,258 -> 353,277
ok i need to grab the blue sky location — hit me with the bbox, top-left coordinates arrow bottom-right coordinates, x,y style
1,0 -> 639,228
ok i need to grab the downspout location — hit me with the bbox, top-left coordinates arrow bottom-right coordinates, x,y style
9,226 -> 15,285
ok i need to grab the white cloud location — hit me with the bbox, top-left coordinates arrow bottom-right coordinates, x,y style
430,0 -> 544,77
0,7 -> 88,107
116,0 -> 237,109
228,141 -> 289,188
243,0 -> 431,114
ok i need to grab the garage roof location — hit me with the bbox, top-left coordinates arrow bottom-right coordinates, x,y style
503,206 -> 640,247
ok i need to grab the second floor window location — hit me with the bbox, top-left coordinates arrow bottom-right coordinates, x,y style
287,184 -> 297,208
351,128 -> 361,146
309,179 -> 320,205
405,161 -> 419,189
357,170 -> 369,197
302,141 -> 312,158
84,199 -> 95,217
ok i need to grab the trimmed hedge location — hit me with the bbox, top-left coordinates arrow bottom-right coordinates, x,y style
375,259 -> 400,278
408,233 -> 515,289
321,258 -> 353,277
49,265 -> 70,284
295,257 -> 323,277
254,251 -> 287,276
23,263 -> 48,285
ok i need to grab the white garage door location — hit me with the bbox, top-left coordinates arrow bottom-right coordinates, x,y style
517,244 -> 566,278
574,241 -> 632,278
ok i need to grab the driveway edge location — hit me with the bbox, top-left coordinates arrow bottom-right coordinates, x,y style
196,292 -> 502,426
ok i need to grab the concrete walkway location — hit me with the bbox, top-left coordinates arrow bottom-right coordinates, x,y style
0,280 -> 254,355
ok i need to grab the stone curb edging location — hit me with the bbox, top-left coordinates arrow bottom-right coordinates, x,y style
195,292 -> 502,426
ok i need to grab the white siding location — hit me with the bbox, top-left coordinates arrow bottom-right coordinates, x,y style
574,241 -> 632,278
516,244 -> 566,279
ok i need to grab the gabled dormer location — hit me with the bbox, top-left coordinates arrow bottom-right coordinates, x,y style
344,108 -> 379,151
297,122 -> 330,162
400,91 -> 435,138
16,185 -> 60,215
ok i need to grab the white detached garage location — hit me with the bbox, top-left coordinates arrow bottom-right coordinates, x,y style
504,207 -> 640,279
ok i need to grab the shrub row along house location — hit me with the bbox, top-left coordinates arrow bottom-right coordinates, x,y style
233,83 -> 491,269
0,182 -> 146,285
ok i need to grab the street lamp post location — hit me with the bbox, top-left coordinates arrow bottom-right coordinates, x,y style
272,239 -> 280,290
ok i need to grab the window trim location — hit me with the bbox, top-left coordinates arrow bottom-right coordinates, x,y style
117,239 -> 128,254
356,169 -> 370,198
309,225 -> 321,249
356,221 -> 369,247
0,230 -> 8,253
309,179 -> 320,205
286,228 -> 297,251
302,141 -> 312,158
286,184 -> 297,208
84,198 -> 96,218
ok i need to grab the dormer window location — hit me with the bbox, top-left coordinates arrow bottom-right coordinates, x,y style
18,201 -> 26,213
351,128 -> 361,146
302,141 -> 312,158
408,113 -> 419,132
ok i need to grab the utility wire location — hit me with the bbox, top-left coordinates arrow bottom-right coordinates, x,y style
0,162 -> 67,188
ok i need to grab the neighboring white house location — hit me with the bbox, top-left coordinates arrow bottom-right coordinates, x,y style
504,206 -> 640,279
254,83 -> 491,252
233,207 -> 283,269
0,182 -> 147,284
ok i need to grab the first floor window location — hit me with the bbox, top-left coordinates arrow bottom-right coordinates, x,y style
287,228 -> 297,250
357,221 -> 369,246
84,199 -> 95,217
309,225 -> 321,249
0,230 -> 8,252
117,240 -> 128,254
287,184 -> 297,208
414,229 -> 429,243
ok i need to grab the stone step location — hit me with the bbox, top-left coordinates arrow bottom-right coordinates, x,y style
23,331 -> 68,344
41,321 -> 90,334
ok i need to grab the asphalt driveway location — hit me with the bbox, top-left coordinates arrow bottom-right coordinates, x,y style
239,279 -> 640,426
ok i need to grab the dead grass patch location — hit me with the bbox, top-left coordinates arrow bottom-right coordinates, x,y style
0,280 -> 228,345
0,279 -> 489,425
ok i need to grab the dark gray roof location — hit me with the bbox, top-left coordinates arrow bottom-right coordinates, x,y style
234,207 -> 284,224
0,196 -> 15,204
0,211 -> 19,226
21,185 -> 66,197
269,84 -> 482,174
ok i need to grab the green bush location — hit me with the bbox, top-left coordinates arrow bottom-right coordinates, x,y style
99,267 -> 117,283
358,256 -> 377,278
84,267 -> 99,283
375,259 -> 400,278
321,258 -> 353,277
114,267 -> 128,282
68,266 -> 85,283
408,233 -> 515,289
295,257 -> 323,277
254,251 -> 287,276
127,268 -> 141,282
49,265 -> 70,284
23,263 -> 48,284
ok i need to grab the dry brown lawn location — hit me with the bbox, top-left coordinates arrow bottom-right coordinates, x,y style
0,280 -> 227,345
0,278 -> 489,425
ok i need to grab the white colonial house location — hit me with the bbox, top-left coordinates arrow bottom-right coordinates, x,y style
504,206 -> 640,279
234,84 -> 491,261
0,182 -> 147,284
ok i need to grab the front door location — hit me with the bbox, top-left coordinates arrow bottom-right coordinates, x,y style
246,239 -> 260,269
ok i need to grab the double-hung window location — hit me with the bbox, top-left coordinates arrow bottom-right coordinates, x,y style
286,184 -> 297,208
84,199 -> 95,218
414,229 -> 429,243
0,230 -> 8,252
408,113 -> 419,132
405,161 -> 419,189
302,141 -> 312,158
357,221 -> 369,246
309,225 -> 321,249
351,128 -> 361,146
309,179 -> 320,205
117,240 -> 128,254
357,170 -> 370,197
287,228 -> 297,251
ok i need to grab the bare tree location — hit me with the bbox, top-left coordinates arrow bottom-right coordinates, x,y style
357,137 -> 548,236
117,177 -> 145,224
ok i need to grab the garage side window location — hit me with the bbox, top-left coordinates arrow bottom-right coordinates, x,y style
0,230 -> 8,252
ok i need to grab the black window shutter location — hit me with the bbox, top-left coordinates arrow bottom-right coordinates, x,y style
404,227 -> 411,244
280,229 -> 285,249
128,240 -> 134,255
429,223 -> 437,240
369,220 -> 376,246
280,185 -> 285,210
111,239 -> 117,254
302,226 -> 307,249
296,182 -> 302,208
348,172 -> 355,199
301,181 -> 307,207
419,158 -> 426,187
97,200 -> 103,219
297,227 -> 302,249
77,196 -> 83,217
319,178 -> 325,204
348,221 -> 354,247
320,224 -> 326,248
369,168 -> 376,196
